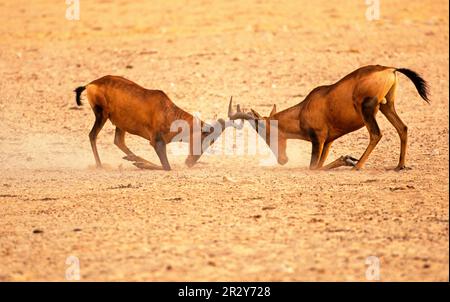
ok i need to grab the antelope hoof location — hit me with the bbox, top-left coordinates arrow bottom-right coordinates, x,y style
123,155 -> 138,162
344,155 -> 358,167
394,165 -> 411,172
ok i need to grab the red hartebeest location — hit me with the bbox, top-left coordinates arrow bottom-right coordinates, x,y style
75,75 -> 236,171
228,65 -> 430,170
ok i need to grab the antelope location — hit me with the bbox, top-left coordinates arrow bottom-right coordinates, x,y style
228,65 -> 429,170
74,75 -> 235,171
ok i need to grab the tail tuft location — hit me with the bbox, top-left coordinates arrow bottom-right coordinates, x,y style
74,86 -> 86,106
396,68 -> 430,103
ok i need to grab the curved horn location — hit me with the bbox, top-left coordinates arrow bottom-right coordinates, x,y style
250,109 -> 262,119
269,104 -> 277,117
228,96 -> 256,120
229,112 -> 256,120
228,96 -> 233,117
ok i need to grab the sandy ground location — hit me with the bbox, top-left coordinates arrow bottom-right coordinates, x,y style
0,0 -> 448,281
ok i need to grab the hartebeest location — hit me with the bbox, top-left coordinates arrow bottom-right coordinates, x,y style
229,65 -> 429,170
74,75 -> 234,171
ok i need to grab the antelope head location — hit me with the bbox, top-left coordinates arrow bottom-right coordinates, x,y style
228,98 -> 288,165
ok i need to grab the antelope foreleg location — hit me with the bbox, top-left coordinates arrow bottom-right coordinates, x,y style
132,161 -> 164,170
154,134 -> 171,171
114,128 -> 163,169
321,155 -> 359,170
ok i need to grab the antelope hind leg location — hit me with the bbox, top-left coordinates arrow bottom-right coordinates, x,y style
89,107 -> 108,168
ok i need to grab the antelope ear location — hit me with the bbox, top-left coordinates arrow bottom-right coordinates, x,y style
269,104 -> 277,117
250,109 -> 262,119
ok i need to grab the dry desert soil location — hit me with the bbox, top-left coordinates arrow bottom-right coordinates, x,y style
0,0 -> 448,281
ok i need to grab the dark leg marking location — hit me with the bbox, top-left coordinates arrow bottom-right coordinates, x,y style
154,133 -> 171,171
308,129 -> 324,170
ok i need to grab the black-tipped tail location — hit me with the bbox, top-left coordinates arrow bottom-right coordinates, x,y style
396,68 -> 430,103
74,86 -> 86,106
